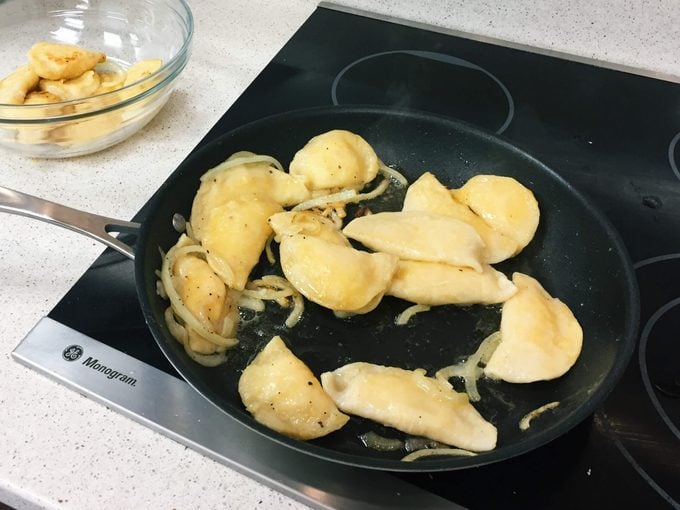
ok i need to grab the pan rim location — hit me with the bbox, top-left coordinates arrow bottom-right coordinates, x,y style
136,105 -> 640,472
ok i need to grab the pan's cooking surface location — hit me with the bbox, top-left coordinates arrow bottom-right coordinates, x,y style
45,6 -> 680,508
135,106 -> 637,472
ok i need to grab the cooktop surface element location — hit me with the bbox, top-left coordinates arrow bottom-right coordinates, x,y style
13,5 -> 680,509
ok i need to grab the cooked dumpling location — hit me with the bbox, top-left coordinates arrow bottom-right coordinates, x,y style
123,58 -> 162,86
272,209 -> 397,313
321,362 -> 497,452
268,210 -> 349,246
484,273 -> 583,383
119,59 -> 164,99
239,336 -> 349,440
47,110 -> 121,146
0,65 -> 39,104
191,160 -> 310,240
23,90 -> 63,104
403,172 -> 518,263
279,235 -> 398,313
18,92 -> 67,133
201,197 -> 282,291
173,250 -> 238,354
95,61 -> 127,93
343,211 -> 485,272
387,260 -> 517,306
451,175 -> 539,253
289,129 -> 379,190
28,42 -> 105,80
39,69 -> 101,101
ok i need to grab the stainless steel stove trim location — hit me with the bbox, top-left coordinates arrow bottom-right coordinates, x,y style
12,317 -> 461,510
320,2 -> 680,85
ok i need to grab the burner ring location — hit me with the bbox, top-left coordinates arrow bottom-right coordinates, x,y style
638,296 -> 680,442
601,413 -> 679,507
668,131 -> 680,181
634,253 -> 680,269
331,50 -> 515,134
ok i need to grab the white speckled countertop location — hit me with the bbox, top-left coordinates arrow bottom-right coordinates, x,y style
1,1 -> 679,508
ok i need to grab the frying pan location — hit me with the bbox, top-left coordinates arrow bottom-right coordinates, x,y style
1,106 -> 639,472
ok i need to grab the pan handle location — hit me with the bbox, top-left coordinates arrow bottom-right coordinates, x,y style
0,185 -> 140,260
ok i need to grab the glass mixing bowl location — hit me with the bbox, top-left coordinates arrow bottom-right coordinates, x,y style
0,0 -> 193,158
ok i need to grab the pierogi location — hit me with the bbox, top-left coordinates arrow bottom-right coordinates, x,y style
269,209 -> 398,313
28,42 -> 105,80
268,210 -> 349,246
39,70 -> 101,100
239,336 -> 349,440
484,273 -> 583,383
321,362 -> 498,452
164,235 -> 239,355
191,159 -> 310,240
278,234 -> 398,313
387,260 -> 517,306
451,175 -> 540,253
0,65 -> 39,104
95,61 -> 127,93
289,129 -> 379,190
23,90 -> 62,105
403,172 -> 518,263
343,211 -> 485,272
123,59 -> 163,88
200,197 -> 282,291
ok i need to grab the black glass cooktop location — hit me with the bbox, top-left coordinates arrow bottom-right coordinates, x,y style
48,6 -> 680,509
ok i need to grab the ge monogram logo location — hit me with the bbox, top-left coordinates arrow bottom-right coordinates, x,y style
62,345 -> 84,362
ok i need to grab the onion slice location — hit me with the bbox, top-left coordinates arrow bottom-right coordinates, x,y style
292,178 -> 390,211
402,448 -> 477,462
519,401 -> 561,431
436,331 -> 501,402
160,239 -> 238,348
239,275 -> 305,328
378,161 -> 408,187
199,153 -> 284,182
395,304 -> 431,325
